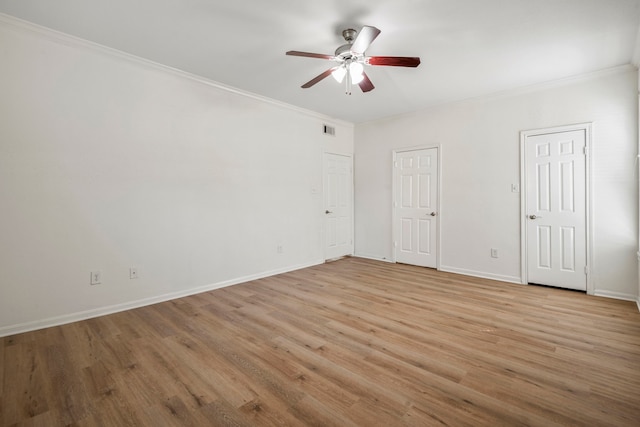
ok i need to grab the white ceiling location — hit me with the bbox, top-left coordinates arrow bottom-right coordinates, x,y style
1,0 -> 639,123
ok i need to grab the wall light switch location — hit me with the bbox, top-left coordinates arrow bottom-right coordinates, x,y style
511,183 -> 520,193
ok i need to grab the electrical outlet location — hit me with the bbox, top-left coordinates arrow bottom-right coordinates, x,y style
277,245 -> 283,254
491,248 -> 499,258
129,267 -> 139,279
511,183 -> 520,193
90,271 -> 102,285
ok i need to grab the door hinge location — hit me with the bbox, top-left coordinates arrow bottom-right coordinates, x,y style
393,241 -> 398,248
584,266 -> 590,275
583,146 -> 588,155
394,161 -> 399,168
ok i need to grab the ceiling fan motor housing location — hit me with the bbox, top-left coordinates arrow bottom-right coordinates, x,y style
336,29 -> 358,59
335,44 -> 354,58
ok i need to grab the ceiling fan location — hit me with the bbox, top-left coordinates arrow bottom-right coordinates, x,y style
286,25 -> 420,95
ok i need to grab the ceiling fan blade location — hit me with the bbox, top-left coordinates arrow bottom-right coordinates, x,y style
350,26 -> 381,54
301,67 -> 337,88
358,72 -> 375,93
367,56 -> 421,67
286,51 -> 334,60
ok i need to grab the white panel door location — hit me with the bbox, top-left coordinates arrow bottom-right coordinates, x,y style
394,148 -> 438,268
324,153 -> 353,260
525,130 -> 587,291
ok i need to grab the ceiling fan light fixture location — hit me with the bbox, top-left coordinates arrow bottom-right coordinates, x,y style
332,65 -> 347,83
349,62 -> 364,84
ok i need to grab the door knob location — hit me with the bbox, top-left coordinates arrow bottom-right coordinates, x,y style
429,212 -> 437,216
325,210 -> 333,214
528,214 -> 542,220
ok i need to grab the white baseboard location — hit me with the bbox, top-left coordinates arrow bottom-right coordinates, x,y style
637,252 -> 640,312
439,265 -> 522,284
592,289 -> 638,302
353,253 -> 394,263
355,258 -> 522,282
0,259 -> 324,338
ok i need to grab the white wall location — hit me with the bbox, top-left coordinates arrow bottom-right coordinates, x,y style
355,67 -> 638,300
0,18 -> 353,335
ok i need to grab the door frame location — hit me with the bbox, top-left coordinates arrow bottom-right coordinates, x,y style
391,144 -> 442,269
323,151 -> 354,260
519,123 -> 593,294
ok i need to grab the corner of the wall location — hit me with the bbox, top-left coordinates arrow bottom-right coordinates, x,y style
632,24 -> 640,68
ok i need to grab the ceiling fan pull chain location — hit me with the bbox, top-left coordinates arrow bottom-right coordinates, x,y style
346,70 -> 351,95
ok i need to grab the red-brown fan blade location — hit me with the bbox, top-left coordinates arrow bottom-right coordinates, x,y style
286,51 -> 334,60
367,56 -> 421,67
351,26 -> 381,54
358,72 -> 375,93
301,67 -> 337,88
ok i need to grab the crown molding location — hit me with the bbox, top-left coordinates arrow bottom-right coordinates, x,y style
361,64 -> 637,125
0,13 -> 353,128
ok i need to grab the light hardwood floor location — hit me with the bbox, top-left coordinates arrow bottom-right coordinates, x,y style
1,257 -> 640,426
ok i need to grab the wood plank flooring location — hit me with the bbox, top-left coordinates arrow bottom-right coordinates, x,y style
2,257 -> 640,426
